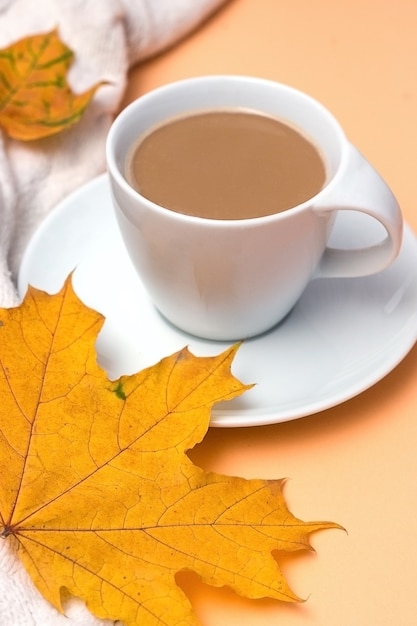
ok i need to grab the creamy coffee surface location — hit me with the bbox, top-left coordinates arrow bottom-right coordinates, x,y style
127,110 -> 326,219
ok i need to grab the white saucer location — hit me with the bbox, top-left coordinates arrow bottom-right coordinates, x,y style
18,174 -> 417,428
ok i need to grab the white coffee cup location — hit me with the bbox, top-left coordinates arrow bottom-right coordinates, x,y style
106,75 -> 403,340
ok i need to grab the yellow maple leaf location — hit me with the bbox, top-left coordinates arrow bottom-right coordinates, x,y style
0,29 -> 103,141
0,278 -> 339,625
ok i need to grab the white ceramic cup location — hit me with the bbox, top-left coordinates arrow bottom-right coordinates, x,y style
106,75 -> 403,340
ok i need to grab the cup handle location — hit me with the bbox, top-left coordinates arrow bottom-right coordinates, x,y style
313,143 -> 403,278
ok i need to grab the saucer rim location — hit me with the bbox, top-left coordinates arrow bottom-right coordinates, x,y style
18,173 -> 417,428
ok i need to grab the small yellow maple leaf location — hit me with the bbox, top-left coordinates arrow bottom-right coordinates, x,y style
0,277 -> 339,626
0,29 -> 103,141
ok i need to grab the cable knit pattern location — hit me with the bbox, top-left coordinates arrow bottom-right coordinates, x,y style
0,1 -> 227,623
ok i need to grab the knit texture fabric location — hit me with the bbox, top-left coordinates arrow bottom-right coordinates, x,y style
0,0 -> 226,308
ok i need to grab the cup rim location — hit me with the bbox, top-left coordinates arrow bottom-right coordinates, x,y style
106,74 -> 349,226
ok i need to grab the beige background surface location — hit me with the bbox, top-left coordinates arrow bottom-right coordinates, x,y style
123,1 -> 417,624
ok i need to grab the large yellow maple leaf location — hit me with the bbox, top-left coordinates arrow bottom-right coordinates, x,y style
0,278 -> 338,625
0,29 -> 102,141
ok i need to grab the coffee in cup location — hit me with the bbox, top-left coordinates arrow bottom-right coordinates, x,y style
106,76 -> 403,340
126,109 -> 326,220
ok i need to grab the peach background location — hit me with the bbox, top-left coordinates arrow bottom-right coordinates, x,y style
123,1 -> 417,624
